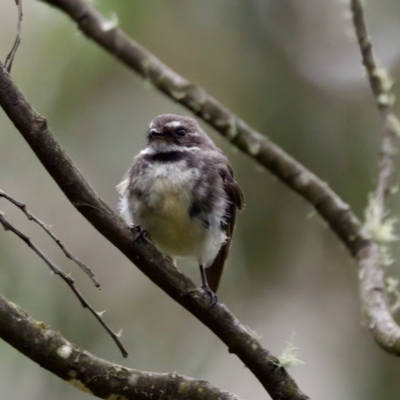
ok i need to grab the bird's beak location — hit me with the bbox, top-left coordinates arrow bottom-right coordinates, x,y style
149,128 -> 164,138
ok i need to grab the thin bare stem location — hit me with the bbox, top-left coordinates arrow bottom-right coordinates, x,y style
5,0 -> 23,72
0,213 -> 128,358
350,0 -> 400,209
0,188 -> 100,287
350,0 -> 400,354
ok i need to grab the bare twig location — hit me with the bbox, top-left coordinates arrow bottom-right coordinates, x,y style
5,0 -> 23,72
0,188 -> 100,288
0,62 -> 309,400
350,0 -> 400,354
0,212 -> 128,358
350,0 -> 400,209
0,293 -> 241,400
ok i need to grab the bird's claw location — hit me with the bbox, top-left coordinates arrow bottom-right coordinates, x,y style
186,286 -> 218,308
129,224 -> 148,243
201,285 -> 218,308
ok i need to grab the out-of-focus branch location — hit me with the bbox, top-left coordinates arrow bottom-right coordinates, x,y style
0,212 -> 128,358
0,63 -> 309,400
5,0 -> 23,72
350,0 -> 400,208
0,293 -> 242,400
350,0 -> 400,355
0,188 -> 100,287
41,0 -> 365,258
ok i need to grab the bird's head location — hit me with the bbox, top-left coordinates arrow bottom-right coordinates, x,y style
146,114 -> 216,152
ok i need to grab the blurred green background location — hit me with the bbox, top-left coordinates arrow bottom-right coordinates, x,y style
2,0 -> 400,399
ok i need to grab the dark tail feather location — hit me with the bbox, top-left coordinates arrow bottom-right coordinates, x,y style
206,206 -> 236,293
206,242 -> 229,292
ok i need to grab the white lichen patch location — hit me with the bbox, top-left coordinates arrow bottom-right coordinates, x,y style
295,172 -> 310,188
386,277 -> 400,313
274,335 -> 304,369
372,68 -> 394,93
57,344 -> 73,359
364,195 -> 398,243
100,13 -> 118,32
377,93 -> 395,107
381,245 -> 394,267
226,122 -> 237,140
68,379 -> 93,394
168,87 -> 186,100
247,139 -> 261,156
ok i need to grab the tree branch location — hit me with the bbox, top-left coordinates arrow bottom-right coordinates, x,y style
40,0 -> 365,257
0,63 -> 309,399
350,0 -> 400,355
0,188 -> 100,287
0,292 -> 242,400
0,212 -> 128,358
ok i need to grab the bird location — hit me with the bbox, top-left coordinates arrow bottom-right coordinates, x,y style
117,114 -> 243,305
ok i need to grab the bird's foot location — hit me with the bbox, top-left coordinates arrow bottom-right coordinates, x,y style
201,284 -> 218,309
186,285 -> 218,308
129,224 -> 148,243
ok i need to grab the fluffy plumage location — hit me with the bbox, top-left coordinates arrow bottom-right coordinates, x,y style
117,114 -> 243,297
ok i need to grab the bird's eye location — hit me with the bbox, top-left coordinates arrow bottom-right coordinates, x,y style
175,128 -> 186,137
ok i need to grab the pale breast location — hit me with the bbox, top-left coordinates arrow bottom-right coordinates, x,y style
132,161 -> 205,256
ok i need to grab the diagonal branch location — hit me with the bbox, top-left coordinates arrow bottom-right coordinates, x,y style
41,0 -> 365,257
0,188 -> 100,287
0,63 -> 309,399
350,0 -> 400,355
0,292 -> 242,400
0,212 -> 128,358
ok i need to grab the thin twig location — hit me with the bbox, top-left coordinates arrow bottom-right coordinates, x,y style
0,188 -> 100,288
0,213 -> 128,358
350,0 -> 400,354
5,0 -> 23,72
350,0 -> 400,211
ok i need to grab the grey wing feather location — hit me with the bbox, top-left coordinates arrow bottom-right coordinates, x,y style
206,166 -> 244,292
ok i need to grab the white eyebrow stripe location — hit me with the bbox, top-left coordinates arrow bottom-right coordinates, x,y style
140,145 -> 201,155
165,121 -> 182,128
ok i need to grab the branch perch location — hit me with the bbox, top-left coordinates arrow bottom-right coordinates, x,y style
0,212 -> 128,358
0,188 -> 100,287
0,292 -> 242,400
